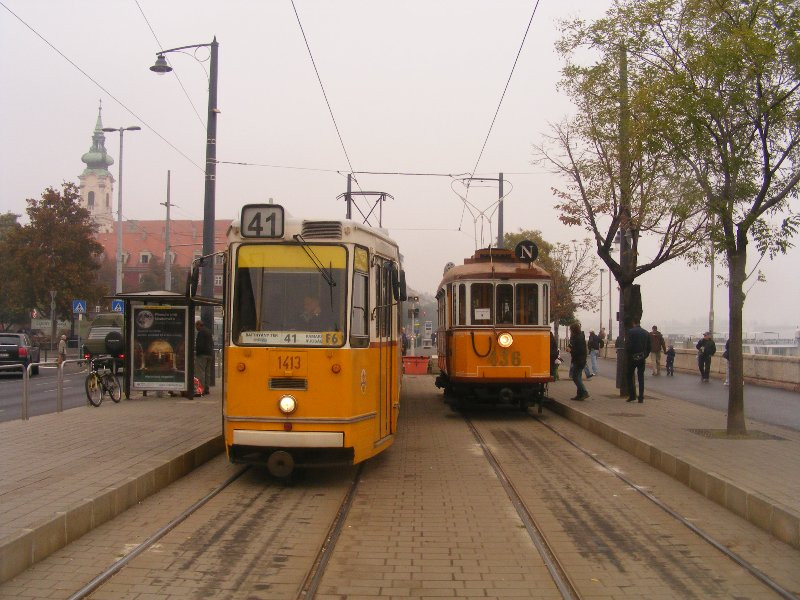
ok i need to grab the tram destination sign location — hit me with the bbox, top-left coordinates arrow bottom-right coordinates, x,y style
241,204 -> 284,238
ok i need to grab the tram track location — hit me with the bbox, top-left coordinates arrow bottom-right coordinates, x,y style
60,461 -> 362,600
463,406 -> 798,600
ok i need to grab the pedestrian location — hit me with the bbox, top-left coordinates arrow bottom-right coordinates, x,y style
665,344 -> 676,376
598,326 -> 607,358
722,339 -> 730,385
696,331 -> 716,382
567,321 -> 589,401
626,320 -> 651,403
194,320 -> 214,396
57,334 -> 67,366
401,328 -> 409,356
649,325 -> 667,376
587,329 -> 600,376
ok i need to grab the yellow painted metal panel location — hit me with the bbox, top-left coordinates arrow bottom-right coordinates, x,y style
238,244 -> 346,268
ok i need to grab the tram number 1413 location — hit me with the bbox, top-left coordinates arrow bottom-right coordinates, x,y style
489,348 -> 521,367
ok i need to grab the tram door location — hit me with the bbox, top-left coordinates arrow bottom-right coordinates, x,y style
375,260 -> 394,439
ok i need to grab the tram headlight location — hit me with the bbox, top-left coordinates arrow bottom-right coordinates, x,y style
278,395 -> 297,415
497,332 -> 514,348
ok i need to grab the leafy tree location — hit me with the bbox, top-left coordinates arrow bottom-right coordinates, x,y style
3,183 -> 106,323
540,5 -> 717,395
0,213 -> 25,330
610,0 -> 800,434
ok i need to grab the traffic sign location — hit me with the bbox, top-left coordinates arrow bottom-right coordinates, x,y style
72,299 -> 87,314
111,299 -> 124,313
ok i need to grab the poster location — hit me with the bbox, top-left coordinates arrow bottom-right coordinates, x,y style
131,305 -> 188,391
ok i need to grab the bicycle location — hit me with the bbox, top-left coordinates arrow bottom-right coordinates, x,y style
85,355 -> 122,407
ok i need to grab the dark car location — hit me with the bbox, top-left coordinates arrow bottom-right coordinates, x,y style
0,332 -> 41,376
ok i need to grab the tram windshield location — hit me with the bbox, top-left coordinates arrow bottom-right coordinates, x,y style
233,244 -> 347,347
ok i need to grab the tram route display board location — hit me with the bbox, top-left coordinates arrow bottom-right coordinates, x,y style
131,305 -> 189,391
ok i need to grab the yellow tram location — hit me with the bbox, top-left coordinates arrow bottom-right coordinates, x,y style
217,204 -> 405,476
434,244 -> 553,410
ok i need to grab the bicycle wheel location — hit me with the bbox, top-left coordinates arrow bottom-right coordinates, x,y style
85,373 -> 103,407
103,373 -> 122,403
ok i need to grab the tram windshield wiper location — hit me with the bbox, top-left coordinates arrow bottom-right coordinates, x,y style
292,234 -> 337,289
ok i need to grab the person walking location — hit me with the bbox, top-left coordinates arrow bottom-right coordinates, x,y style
57,334 -> 67,366
599,326 -> 607,358
649,325 -> 667,376
194,320 -> 214,396
587,330 -> 600,376
696,331 -> 716,382
665,344 -> 676,376
626,320 -> 651,403
722,339 -> 730,385
567,322 -> 589,401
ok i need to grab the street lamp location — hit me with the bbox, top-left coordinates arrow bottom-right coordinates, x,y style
150,38 -> 218,328
599,268 -> 605,332
102,125 -> 141,294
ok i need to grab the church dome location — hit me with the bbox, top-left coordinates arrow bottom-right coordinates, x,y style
81,106 -> 114,174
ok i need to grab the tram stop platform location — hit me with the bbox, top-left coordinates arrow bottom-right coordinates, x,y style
0,390 -> 222,583
1,371 -> 798,585
545,372 -> 800,552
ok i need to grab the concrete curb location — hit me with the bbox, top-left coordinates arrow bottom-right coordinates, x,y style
547,399 -> 800,550
0,435 -> 223,584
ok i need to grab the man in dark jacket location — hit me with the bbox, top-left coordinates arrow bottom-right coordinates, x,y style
587,330 -> 600,376
194,320 -> 214,396
696,332 -> 716,382
567,322 -> 589,400
626,321 -> 651,403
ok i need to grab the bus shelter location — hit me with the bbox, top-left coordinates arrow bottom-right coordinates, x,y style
112,291 -> 220,400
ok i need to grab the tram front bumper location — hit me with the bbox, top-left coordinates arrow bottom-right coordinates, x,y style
232,430 -> 344,448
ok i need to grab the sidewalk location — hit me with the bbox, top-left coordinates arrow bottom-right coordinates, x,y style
546,370 -> 800,551
0,391 -> 222,584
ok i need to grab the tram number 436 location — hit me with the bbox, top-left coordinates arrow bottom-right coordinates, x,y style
488,348 -> 521,367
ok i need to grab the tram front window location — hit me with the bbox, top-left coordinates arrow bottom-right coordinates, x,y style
233,244 -> 347,347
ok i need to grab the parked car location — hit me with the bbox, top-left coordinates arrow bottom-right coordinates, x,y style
0,332 -> 41,376
82,313 -> 125,367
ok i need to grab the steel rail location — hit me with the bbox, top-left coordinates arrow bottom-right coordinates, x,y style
67,466 -> 249,600
464,416 -> 582,600
297,464 -> 364,599
537,412 -> 799,600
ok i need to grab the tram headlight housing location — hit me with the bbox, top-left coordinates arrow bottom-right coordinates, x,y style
278,395 -> 297,415
497,332 -> 514,348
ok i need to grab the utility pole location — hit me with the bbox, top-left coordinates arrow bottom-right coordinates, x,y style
616,43 -> 632,396
497,172 -> 504,248
346,173 -> 352,220
709,213 -> 715,337
161,170 -> 172,291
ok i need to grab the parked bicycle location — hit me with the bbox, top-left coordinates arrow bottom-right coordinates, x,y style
85,355 -> 122,407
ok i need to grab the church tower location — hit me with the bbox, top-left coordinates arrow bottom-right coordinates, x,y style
78,104 -> 115,233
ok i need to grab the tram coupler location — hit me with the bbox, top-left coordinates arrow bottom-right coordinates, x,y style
267,450 -> 295,478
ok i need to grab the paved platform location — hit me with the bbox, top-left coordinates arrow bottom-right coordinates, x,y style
546,370 -> 800,551
0,391 -> 222,583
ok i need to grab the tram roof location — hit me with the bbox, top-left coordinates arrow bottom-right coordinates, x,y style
227,215 -> 399,251
438,247 -> 551,287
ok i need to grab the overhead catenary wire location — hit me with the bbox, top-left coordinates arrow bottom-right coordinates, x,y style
0,0 -> 205,175
133,0 -> 206,130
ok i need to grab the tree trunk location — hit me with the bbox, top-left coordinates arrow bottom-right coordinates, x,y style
726,249 -> 747,435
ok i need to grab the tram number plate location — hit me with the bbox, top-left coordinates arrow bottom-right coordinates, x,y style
275,352 -> 307,375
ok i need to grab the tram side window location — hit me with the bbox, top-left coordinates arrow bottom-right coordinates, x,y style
471,283 -> 493,325
516,284 -> 539,325
496,284 -> 513,324
543,284 -> 549,325
351,272 -> 369,348
458,284 -> 466,325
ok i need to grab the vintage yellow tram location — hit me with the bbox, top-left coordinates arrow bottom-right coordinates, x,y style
434,244 -> 553,410
216,204 -> 405,476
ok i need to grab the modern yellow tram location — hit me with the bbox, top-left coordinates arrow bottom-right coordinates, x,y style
215,204 -> 405,476
434,244 -> 553,411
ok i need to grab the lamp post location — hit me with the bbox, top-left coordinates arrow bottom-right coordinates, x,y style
102,125 -> 141,294
599,268 -> 605,332
150,38 -> 218,328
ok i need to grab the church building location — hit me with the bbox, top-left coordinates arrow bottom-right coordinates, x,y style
78,106 -> 225,295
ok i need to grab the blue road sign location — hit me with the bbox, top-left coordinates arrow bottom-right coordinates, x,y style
72,299 -> 87,314
111,299 -> 124,313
